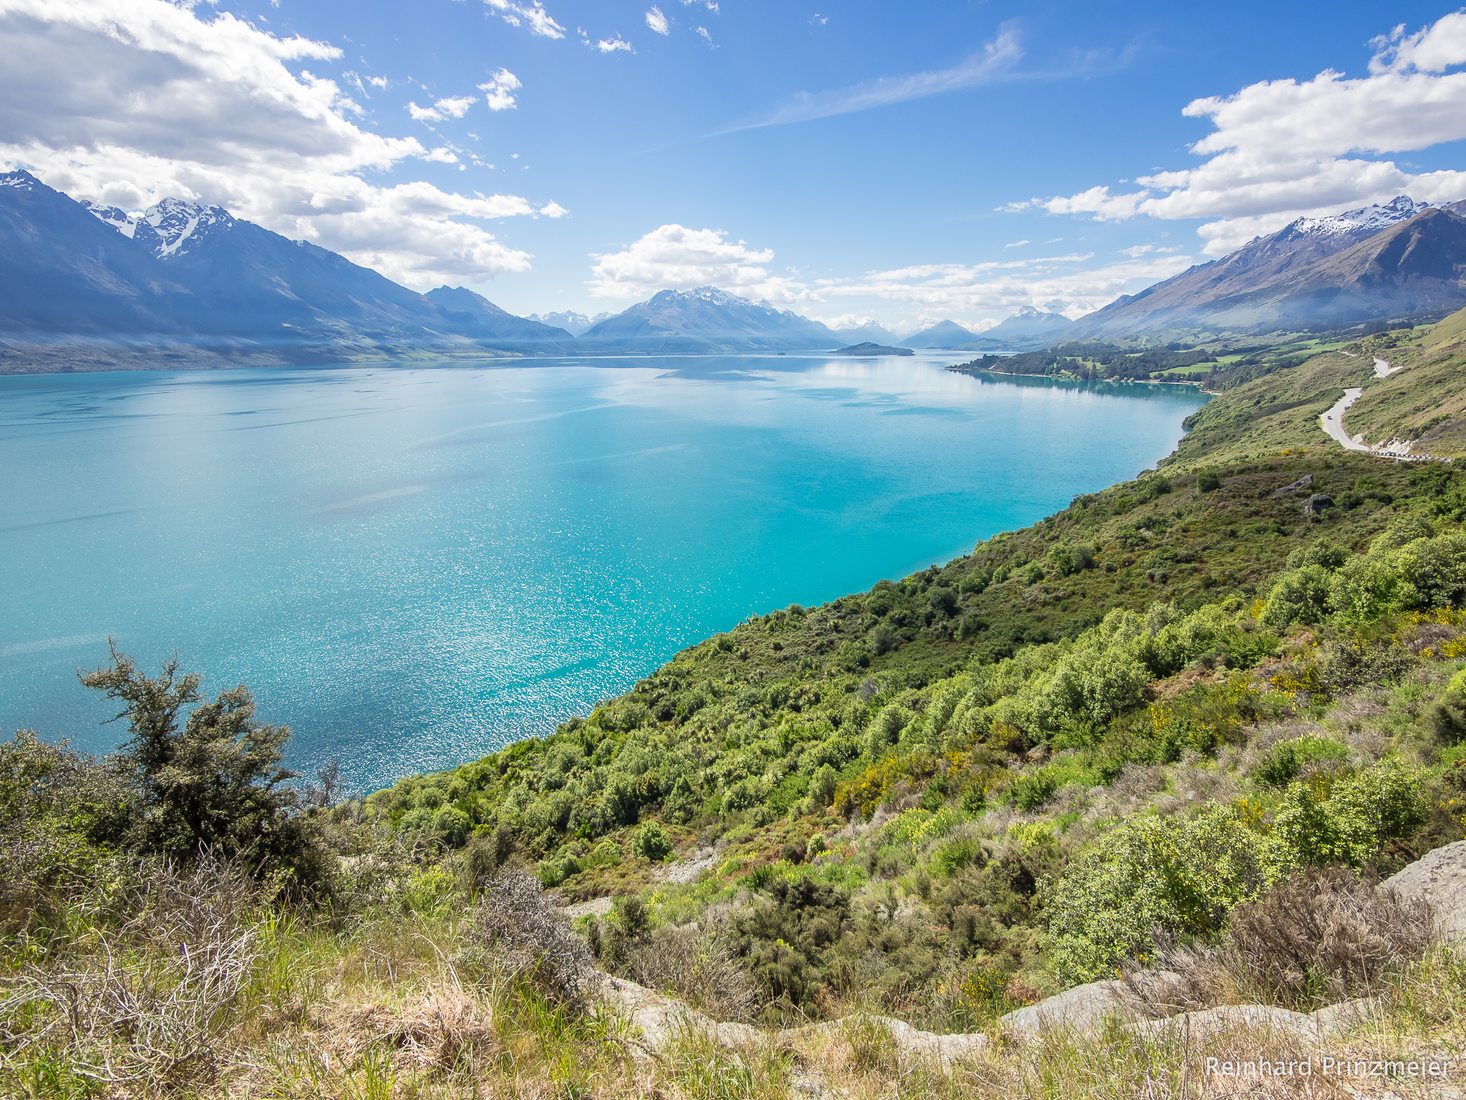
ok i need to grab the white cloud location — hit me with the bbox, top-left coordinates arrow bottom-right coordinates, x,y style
1004,239 -> 1031,249
588,223 -> 1195,325
589,224 -> 807,302
408,95 -> 476,122
0,0 -> 556,287
1016,10 -> 1466,255
484,0 -> 565,39
1371,12 -> 1466,74
596,34 -> 633,53
478,68 -> 521,111
812,252 -> 1197,321
695,26 -> 714,47
645,6 -> 670,35
725,26 -> 1023,131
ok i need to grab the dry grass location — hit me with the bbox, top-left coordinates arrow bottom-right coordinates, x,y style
1144,868 -> 1434,1012
625,922 -> 764,1022
0,856 -> 261,1091
459,868 -> 597,1010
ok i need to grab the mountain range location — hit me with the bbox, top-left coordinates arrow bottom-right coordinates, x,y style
577,286 -> 840,353
3,169 -> 1466,371
1075,197 -> 1466,338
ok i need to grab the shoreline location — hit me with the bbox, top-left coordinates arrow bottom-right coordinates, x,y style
947,362 -> 1217,394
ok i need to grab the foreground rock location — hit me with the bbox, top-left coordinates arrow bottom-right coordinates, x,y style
594,842 -> 1466,1071
1384,841 -> 1466,943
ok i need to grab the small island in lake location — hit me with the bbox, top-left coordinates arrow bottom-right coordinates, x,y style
830,341 -> 914,357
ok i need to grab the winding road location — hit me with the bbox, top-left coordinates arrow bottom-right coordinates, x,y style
1318,355 -> 1434,461
1320,386 -> 1368,452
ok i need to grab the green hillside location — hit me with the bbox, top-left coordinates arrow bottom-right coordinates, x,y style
1345,309 -> 1466,458
7,313 -> 1466,1096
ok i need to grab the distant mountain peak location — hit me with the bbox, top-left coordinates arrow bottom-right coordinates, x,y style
0,168 -> 40,191
83,195 -> 236,258
654,285 -> 746,307
81,200 -> 138,238
1288,196 -> 1431,240
139,197 -> 235,258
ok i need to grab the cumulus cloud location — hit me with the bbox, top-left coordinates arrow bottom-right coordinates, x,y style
1016,9 -> 1466,254
588,223 -> 1194,325
645,6 -> 670,35
0,0 -> 557,287
408,95 -> 476,122
589,224 -> 807,302
596,34 -> 633,53
478,68 -> 522,111
484,0 -> 565,39
810,252 -> 1197,323
695,26 -> 715,47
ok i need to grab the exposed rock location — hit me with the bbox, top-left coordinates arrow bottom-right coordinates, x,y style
658,848 -> 717,885
1384,840 -> 1466,943
1272,473 -> 1315,496
1309,996 -> 1378,1036
1303,492 -> 1335,517
560,895 -> 614,920
1133,1003 -> 1320,1044
598,974 -> 757,1054
1000,979 -> 1131,1036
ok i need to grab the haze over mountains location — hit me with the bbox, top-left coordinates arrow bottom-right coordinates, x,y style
3,170 -> 1466,372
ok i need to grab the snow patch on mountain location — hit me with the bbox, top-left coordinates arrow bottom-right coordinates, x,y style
1291,196 -> 1432,239
81,201 -> 139,239
82,195 -> 236,258
139,198 -> 235,258
0,169 -> 39,191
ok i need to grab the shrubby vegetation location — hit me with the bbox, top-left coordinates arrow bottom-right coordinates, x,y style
6,317 -> 1466,1094
355,446 -> 1466,1028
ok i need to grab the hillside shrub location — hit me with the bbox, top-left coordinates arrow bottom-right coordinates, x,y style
1155,867 -> 1433,1010
1043,805 -> 1289,984
463,869 -> 595,1008
1254,735 -> 1352,787
1273,759 -> 1427,867
1429,669 -> 1466,743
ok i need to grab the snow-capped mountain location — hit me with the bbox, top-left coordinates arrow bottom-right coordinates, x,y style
901,319 -> 982,349
425,286 -> 575,349
831,320 -> 901,345
1289,196 -> 1432,240
579,287 -> 842,353
982,306 -> 1074,349
528,309 -> 613,336
1076,194 -> 1466,337
83,196 -> 236,258
0,170 -> 578,365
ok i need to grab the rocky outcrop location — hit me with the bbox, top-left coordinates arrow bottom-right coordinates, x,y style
1384,841 -> 1466,943
594,843 -> 1466,1069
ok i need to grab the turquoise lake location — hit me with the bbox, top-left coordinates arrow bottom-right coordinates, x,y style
0,354 -> 1206,789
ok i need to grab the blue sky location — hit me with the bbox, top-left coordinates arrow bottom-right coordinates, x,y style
2,1 -> 1465,330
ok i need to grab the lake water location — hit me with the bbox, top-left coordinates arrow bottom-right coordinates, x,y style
0,354 -> 1206,789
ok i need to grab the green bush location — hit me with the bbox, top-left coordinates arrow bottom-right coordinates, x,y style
1261,565 -> 1332,630
1429,669 -> 1466,744
635,821 -> 673,861
1043,805 -> 1289,984
1273,759 -> 1427,867
1254,736 -> 1352,787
